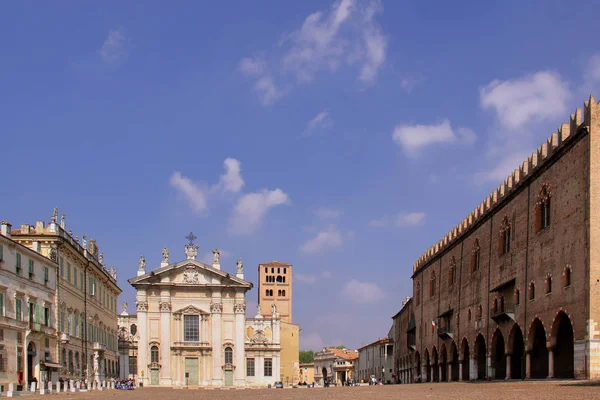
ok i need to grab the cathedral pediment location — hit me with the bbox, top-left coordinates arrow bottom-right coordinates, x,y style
128,259 -> 252,289
173,304 -> 208,315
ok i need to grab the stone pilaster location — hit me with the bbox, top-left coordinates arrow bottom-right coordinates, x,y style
210,300 -> 223,385
234,301 -> 246,385
159,299 -> 172,386
505,354 -> 512,379
135,297 -> 149,387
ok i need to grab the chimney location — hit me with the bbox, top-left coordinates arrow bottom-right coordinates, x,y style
35,221 -> 45,232
21,224 -> 30,234
1,221 -> 12,237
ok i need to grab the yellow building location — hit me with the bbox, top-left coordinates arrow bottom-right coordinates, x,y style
257,261 -> 300,386
11,208 -> 122,387
299,363 -> 314,385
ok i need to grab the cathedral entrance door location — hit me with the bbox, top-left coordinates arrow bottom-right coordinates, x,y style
184,358 -> 199,386
150,369 -> 159,385
224,370 -> 233,386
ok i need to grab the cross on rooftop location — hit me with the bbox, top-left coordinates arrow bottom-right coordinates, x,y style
185,232 -> 197,245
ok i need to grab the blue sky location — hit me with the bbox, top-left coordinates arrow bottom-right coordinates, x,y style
2,0 -> 600,350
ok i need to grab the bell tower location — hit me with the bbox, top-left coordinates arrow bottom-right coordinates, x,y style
258,261 -> 292,323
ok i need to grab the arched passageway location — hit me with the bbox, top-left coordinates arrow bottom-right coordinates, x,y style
450,341 -> 459,381
440,344 -> 448,382
432,347 -> 439,382
461,338 -> 470,381
509,324 -> 525,379
552,312 -> 574,378
492,329 -> 506,380
529,318 -> 548,379
424,349 -> 431,382
475,334 -> 487,380
415,352 -> 421,383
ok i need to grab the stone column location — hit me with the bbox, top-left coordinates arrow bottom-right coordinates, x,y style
234,301 -> 246,385
469,358 -> 477,380
548,348 -> 555,379
459,361 -> 463,381
422,364 -> 427,382
525,351 -> 531,379
430,365 -> 435,382
487,355 -> 493,381
506,354 -> 512,380
438,364 -> 443,382
211,300 -> 223,385
135,296 -> 149,387
159,299 -> 172,386
447,363 -> 452,381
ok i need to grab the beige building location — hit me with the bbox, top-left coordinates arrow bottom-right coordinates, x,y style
355,338 -> 394,383
0,222 -> 59,391
257,261 -> 300,386
314,347 -> 357,386
125,237 -> 281,387
9,208 -> 122,387
299,363 -> 314,384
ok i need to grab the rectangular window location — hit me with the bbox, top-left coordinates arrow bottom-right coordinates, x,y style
80,271 -> 83,290
264,358 -> 273,377
67,263 -> 71,282
0,244 -> 3,260
0,293 -> 3,316
60,257 -> 64,278
246,358 -> 255,376
60,311 -> 65,332
73,268 -> 78,287
28,259 -> 34,277
184,315 -> 199,341
16,299 -> 22,321
17,346 -> 23,372
16,253 -> 21,273
129,356 -> 137,375
44,307 -> 50,326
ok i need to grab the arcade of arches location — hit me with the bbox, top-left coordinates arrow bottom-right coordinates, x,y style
411,312 -> 574,382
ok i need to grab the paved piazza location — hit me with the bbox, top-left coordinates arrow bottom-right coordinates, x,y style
48,381 -> 600,400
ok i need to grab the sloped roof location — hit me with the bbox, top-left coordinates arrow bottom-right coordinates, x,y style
328,348 -> 359,361
128,259 -> 252,288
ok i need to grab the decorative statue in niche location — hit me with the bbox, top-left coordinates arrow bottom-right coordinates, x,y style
271,302 -> 277,315
51,207 -> 58,223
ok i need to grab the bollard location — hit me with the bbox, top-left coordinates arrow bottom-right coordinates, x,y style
7,383 -> 19,397
30,382 -> 36,392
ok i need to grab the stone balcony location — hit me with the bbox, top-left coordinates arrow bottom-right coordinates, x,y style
171,341 -> 211,350
491,306 -> 515,324
93,342 -> 106,352
60,333 -> 71,344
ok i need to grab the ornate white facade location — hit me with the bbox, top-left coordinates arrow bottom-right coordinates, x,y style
122,238 -> 280,387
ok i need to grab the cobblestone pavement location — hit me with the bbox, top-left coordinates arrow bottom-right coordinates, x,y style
44,381 -> 600,400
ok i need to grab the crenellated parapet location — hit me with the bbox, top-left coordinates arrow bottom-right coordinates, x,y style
413,95 -> 599,273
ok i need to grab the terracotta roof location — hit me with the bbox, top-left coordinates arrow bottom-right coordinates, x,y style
327,348 -> 358,361
299,363 -> 314,367
260,261 -> 291,266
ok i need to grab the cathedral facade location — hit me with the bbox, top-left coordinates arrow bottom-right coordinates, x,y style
120,236 -> 281,387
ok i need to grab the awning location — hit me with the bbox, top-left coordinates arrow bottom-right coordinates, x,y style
490,278 -> 516,293
406,314 -> 416,332
41,362 -> 62,369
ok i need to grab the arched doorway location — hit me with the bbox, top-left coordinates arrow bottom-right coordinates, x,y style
432,347 -> 439,382
424,349 -> 431,382
414,351 -> 421,383
492,329 -> 506,379
322,367 -> 328,385
474,334 -> 486,380
461,338 -> 470,381
529,318 -> 548,379
27,342 -> 36,384
450,341 -> 459,381
440,344 -> 447,382
551,311 -> 574,378
509,324 -> 525,379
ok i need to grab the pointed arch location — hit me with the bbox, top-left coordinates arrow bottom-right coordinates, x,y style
491,328 -> 506,379
550,310 -> 574,378
440,343 -> 448,382
527,318 -> 548,379
474,334 -> 487,380
460,337 -> 470,381
449,340 -> 459,381
508,323 -> 525,379
432,346 -> 439,381
424,348 -> 431,382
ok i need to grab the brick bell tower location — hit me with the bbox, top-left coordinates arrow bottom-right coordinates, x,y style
258,261 -> 292,323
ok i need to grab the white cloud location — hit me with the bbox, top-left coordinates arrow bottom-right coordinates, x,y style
300,225 -> 344,254
240,0 -> 387,104
369,212 -> 426,228
228,189 -> 291,235
98,29 -> 128,64
304,110 -> 333,136
215,158 -> 244,193
315,207 -> 342,218
480,71 -> 571,129
239,57 -> 284,105
169,172 -> 208,215
392,120 -> 476,155
301,332 -> 325,351
170,158 -> 244,214
342,279 -> 385,304
585,54 -> 600,84
295,271 -> 333,284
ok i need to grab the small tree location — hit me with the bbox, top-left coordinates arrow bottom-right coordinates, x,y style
299,350 -> 315,364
